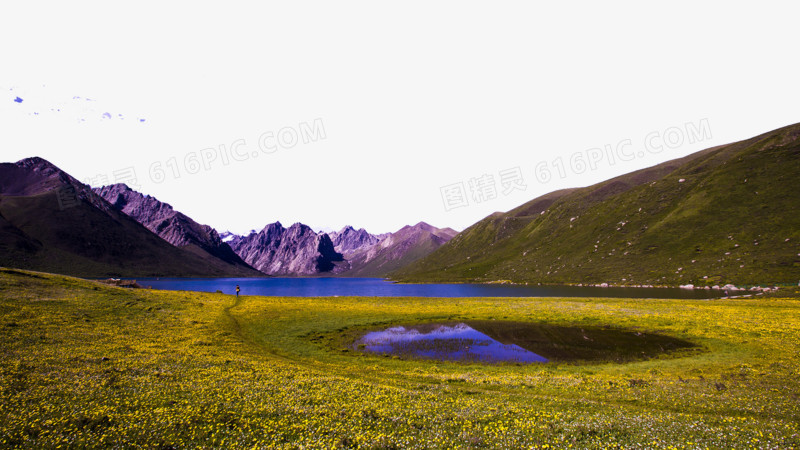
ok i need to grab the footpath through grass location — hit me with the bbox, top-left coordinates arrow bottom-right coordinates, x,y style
1,268 -> 799,448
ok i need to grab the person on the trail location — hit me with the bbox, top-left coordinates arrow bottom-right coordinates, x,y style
236,285 -> 240,297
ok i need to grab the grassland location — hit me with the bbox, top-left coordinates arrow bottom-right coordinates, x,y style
1,268 -> 799,448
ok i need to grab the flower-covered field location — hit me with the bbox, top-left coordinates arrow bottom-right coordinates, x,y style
1,268 -> 798,448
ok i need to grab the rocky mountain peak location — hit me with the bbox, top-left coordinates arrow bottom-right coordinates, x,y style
261,222 -> 285,238
1,157 -> 82,197
15,156 -> 62,174
412,221 -> 434,230
331,225 -> 383,254
286,222 -> 315,235
229,221 -> 343,275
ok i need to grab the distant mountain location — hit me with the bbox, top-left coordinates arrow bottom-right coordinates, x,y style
393,123 -> 800,286
94,183 -> 256,273
223,222 -> 455,277
0,157 -> 258,277
330,226 -> 386,255
228,222 -> 343,275
334,222 -> 458,277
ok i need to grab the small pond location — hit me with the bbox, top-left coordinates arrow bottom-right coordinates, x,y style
353,321 -> 698,364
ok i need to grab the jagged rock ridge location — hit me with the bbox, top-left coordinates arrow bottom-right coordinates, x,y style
94,184 -> 253,270
228,222 -> 344,275
227,222 -> 457,277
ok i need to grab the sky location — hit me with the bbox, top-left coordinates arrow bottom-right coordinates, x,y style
1,2 -> 798,235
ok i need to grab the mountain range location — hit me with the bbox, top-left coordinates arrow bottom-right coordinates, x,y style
3,122 -> 799,285
394,122 -> 800,286
224,221 -> 456,277
331,223 -> 457,277
0,157 -> 454,277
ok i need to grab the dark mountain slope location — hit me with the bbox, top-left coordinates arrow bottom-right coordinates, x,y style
393,123 -> 800,286
0,158 -> 258,277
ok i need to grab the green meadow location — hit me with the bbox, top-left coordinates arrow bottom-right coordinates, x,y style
1,268 -> 798,448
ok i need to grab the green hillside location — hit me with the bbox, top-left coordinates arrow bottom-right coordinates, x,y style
394,123 -> 800,286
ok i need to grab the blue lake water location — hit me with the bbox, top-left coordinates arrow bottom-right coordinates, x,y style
356,323 -> 548,363
133,277 -> 719,299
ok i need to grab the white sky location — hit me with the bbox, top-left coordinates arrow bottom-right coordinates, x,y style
1,1 -> 798,235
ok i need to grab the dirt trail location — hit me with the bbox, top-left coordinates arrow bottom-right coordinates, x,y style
222,293 -> 243,337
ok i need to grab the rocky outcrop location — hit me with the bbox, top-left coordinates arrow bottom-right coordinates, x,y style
229,222 -> 343,275
93,183 -> 254,271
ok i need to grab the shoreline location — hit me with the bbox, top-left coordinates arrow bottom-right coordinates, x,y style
2,266 -> 790,296
389,277 -> 788,293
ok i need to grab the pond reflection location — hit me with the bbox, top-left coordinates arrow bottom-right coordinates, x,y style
354,321 -> 699,364
355,323 -> 548,363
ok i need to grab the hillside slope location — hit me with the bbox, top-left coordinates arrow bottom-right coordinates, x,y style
393,123 -> 800,286
0,157 -> 259,277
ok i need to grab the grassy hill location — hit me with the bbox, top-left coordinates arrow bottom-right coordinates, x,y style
393,123 -> 800,286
